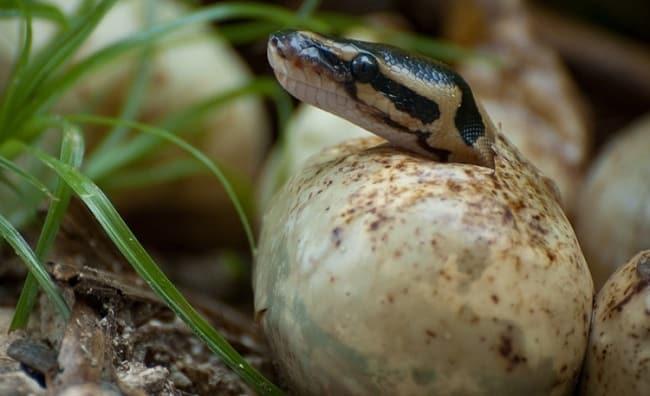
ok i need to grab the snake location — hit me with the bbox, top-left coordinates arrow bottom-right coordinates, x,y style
267,29 -> 497,169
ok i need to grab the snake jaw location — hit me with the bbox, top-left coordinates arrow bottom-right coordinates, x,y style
269,53 -> 341,118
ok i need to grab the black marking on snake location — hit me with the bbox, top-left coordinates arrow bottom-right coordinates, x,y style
355,37 -> 486,147
318,46 -> 347,74
415,131 -> 451,162
381,116 -> 451,162
367,73 -> 440,125
450,74 -> 485,146
287,34 -> 442,127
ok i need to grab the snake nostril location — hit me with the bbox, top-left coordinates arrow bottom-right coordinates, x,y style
270,36 -> 279,48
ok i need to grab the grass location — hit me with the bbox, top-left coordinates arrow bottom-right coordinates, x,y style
0,0 -> 478,394
18,133 -> 281,393
0,1 -> 68,27
10,120 -> 84,330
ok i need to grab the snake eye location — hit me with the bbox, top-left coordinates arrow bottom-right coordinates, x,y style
351,54 -> 378,83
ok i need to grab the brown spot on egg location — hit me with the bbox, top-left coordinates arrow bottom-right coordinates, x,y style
446,180 -> 462,193
331,227 -> 343,248
502,207 -> 514,224
499,335 -> 512,358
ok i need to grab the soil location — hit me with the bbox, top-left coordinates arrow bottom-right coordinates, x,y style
0,202 -> 277,395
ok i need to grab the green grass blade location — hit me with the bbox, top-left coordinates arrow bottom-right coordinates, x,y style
0,172 -> 21,196
38,122 -> 85,255
90,0 -> 156,158
68,113 -> 256,254
268,81 -> 293,137
297,0 -> 321,18
311,11 -> 359,31
5,0 -> 117,136
0,0 -> 32,138
213,0 -> 324,44
0,1 -> 68,27
389,30 -> 489,63
217,20 -> 280,45
0,155 -> 52,198
163,79 -> 275,129
10,121 -> 84,330
102,158 -> 255,222
89,55 -> 153,157
18,145 -> 282,395
85,78 -> 276,180
101,159 -> 201,190
0,213 -> 70,320
2,163 -> 49,227
15,2 -> 329,128
17,0 -> 116,100
313,12 -> 490,63
8,264 -> 39,329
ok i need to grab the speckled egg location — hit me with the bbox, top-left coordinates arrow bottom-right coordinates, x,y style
580,250 -> 650,395
254,133 -> 593,395
575,114 -> 650,289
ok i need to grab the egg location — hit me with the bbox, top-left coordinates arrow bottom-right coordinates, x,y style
579,250 -> 650,395
254,133 -> 593,394
575,114 -> 650,289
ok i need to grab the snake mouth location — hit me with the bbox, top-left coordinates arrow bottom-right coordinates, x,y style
268,30 -> 357,114
268,30 -> 352,85
267,30 -> 420,145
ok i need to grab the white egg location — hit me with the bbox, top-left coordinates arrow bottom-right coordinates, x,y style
254,133 -> 593,395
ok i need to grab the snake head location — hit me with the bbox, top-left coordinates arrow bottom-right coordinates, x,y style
268,30 -> 496,169
268,30 -> 353,84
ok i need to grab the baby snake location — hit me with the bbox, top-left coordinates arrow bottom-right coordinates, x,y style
267,29 -> 497,169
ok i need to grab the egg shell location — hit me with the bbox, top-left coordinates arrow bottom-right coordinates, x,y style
254,133 -> 593,394
579,250 -> 650,396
